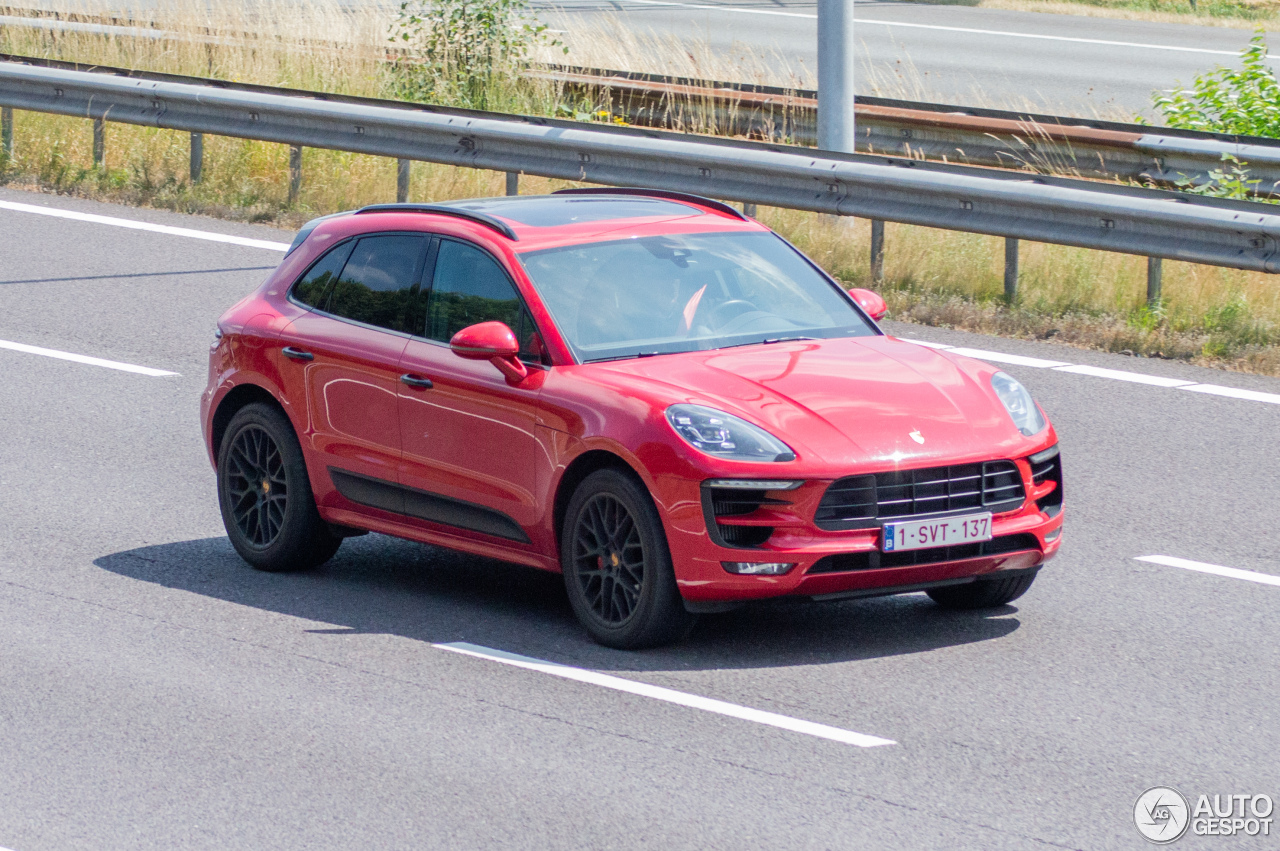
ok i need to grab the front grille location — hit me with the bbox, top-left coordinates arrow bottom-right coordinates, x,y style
815,461 -> 1025,531
808,533 -> 1041,573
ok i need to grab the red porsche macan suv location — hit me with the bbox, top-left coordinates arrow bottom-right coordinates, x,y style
202,189 -> 1063,648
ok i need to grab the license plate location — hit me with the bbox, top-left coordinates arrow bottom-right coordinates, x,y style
882,512 -> 992,552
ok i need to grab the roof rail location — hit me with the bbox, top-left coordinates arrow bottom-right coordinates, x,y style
552,187 -> 748,221
354,203 -> 519,241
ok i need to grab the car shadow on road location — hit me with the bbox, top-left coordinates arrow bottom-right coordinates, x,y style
95,533 -> 1022,673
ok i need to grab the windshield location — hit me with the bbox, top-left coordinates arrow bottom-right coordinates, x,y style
517,231 -> 878,362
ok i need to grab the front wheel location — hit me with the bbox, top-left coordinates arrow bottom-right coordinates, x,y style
217,402 -> 341,572
926,571 -> 1037,609
561,469 -> 697,649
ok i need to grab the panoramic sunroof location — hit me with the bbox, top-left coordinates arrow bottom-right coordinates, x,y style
449,196 -> 700,227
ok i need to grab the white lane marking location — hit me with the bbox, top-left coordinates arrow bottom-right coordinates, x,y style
902,337 -> 1280,406
0,338 -> 178,376
945,347 -> 1069,369
435,642 -> 896,747
1135,555 -> 1280,588
1051,363 -> 1195,387
1179,383 -> 1280,405
0,200 -> 290,252
616,0 -> 1256,58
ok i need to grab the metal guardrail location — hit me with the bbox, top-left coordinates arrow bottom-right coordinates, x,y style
540,66 -> 1280,195
5,3 -> 1280,191
1,58 -> 1280,289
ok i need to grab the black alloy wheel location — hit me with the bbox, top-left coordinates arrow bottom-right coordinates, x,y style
561,469 -> 696,649
217,402 -> 342,572
572,493 -> 646,625
224,424 -> 288,548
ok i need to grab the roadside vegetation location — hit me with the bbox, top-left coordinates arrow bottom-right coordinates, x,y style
2,1 -> 1280,375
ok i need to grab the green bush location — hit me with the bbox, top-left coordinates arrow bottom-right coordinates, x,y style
387,0 -> 559,110
1153,29 -> 1280,137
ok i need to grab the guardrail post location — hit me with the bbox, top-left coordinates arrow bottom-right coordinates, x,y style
189,132 -> 203,183
92,117 -> 105,167
505,171 -> 519,196
397,158 -> 411,203
1004,237 -> 1019,301
743,202 -> 758,218
1147,256 -> 1162,306
288,145 -> 302,205
870,219 -> 885,285
1,107 -> 13,162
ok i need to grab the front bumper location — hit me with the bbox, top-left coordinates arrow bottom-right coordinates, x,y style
662,449 -> 1063,604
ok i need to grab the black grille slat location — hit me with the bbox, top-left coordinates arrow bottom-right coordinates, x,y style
807,533 -> 1041,573
815,461 -> 1026,531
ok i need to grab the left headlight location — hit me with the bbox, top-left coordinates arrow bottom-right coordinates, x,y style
991,372 -> 1047,436
665,404 -> 796,462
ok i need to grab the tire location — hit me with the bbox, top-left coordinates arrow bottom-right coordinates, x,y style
926,571 -> 1037,610
561,469 -> 697,649
217,402 -> 342,572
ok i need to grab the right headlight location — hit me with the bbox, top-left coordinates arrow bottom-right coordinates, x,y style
665,404 -> 796,462
991,372 -> 1047,436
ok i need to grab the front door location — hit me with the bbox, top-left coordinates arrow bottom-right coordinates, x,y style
397,237 -> 546,544
276,233 -> 430,515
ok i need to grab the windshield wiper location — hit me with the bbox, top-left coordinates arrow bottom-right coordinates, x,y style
586,351 -> 664,363
718,336 -> 817,350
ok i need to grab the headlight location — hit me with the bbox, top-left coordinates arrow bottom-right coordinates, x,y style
991,372 -> 1046,436
665,404 -> 796,462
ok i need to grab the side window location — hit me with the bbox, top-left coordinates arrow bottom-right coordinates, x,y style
291,241 -> 354,309
426,239 -> 528,346
325,234 -> 429,334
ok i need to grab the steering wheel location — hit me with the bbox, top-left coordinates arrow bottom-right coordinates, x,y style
706,299 -> 758,329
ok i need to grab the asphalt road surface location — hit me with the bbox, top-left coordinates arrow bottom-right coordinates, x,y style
533,0 -> 1274,117
1,186 -> 1278,849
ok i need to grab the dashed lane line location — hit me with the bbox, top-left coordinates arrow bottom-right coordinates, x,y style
1135,555 -> 1280,588
0,338 -> 179,377
0,200 -> 290,252
904,340 -> 1280,407
435,642 -> 897,747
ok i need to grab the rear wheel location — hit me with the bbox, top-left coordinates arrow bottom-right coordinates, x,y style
926,571 -> 1037,609
561,469 -> 697,649
217,402 -> 341,572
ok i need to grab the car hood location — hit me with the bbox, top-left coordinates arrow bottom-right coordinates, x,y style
592,335 -> 1034,466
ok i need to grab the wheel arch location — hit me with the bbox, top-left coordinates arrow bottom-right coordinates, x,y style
211,383 -> 287,458
552,449 -> 648,552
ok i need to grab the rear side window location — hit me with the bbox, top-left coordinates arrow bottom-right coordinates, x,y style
291,241 -> 354,309
325,234 -> 429,334
425,239 -> 523,342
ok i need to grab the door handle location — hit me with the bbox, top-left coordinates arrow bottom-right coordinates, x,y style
400,373 -> 434,389
282,346 -> 314,362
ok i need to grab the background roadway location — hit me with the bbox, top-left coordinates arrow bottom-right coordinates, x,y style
0,186 -> 1277,848
533,0 -> 1271,116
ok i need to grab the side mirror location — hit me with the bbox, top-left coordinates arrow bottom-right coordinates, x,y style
450,321 -> 528,383
848,287 -> 888,321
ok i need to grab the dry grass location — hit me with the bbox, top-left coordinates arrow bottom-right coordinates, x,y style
3,0 -> 1280,375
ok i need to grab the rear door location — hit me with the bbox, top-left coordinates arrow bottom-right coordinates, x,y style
397,237 -> 548,544
276,233 -> 430,515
